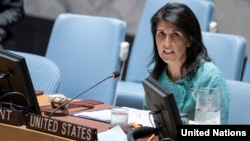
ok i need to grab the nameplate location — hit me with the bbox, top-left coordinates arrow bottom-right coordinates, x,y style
0,107 -> 27,126
26,114 -> 97,141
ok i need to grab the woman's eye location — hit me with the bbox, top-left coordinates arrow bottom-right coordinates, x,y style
157,32 -> 165,37
172,33 -> 179,37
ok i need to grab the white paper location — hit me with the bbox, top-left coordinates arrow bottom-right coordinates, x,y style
127,108 -> 154,127
98,125 -> 127,141
72,109 -> 112,123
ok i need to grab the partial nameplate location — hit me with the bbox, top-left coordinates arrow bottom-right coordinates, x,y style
0,107 -> 27,126
27,114 -> 97,141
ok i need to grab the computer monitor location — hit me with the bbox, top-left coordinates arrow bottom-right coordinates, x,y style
0,50 -> 41,115
142,77 -> 182,140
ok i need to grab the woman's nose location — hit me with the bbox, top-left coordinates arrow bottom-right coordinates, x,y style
164,36 -> 172,47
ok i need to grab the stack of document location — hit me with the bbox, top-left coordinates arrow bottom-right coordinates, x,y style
71,107 -> 154,127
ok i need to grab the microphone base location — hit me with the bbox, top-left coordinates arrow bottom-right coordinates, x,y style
44,108 -> 69,116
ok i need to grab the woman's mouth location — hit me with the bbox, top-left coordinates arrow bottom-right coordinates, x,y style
163,49 -> 174,54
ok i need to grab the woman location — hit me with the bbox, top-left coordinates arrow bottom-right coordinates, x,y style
143,2 -> 229,124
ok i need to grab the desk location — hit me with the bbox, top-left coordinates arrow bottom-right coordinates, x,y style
0,94 -> 158,141
0,94 -> 113,141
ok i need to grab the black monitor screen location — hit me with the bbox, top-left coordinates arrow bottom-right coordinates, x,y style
0,50 -> 41,115
142,77 -> 182,140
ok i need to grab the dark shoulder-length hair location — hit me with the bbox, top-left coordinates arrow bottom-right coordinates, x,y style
150,2 -> 211,80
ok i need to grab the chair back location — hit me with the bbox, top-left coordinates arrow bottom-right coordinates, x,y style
202,32 -> 246,80
242,53 -> 250,83
9,51 -> 61,94
227,80 -> 250,124
45,13 -> 126,104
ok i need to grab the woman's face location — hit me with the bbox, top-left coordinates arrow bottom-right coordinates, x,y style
155,20 -> 190,67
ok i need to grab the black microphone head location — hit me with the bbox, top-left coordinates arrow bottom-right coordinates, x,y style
111,71 -> 120,78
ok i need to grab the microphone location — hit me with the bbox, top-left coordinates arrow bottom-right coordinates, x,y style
47,71 -> 120,118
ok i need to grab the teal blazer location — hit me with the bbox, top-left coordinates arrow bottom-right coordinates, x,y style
143,61 -> 229,124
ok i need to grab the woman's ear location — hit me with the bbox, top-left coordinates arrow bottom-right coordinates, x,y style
186,40 -> 191,48
187,42 -> 191,48
187,36 -> 192,47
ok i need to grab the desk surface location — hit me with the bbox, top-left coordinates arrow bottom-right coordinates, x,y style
0,94 -> 113,141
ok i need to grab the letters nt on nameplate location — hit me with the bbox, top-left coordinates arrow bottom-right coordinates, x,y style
26,114 -> 98,141
0,107 -> 27,126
